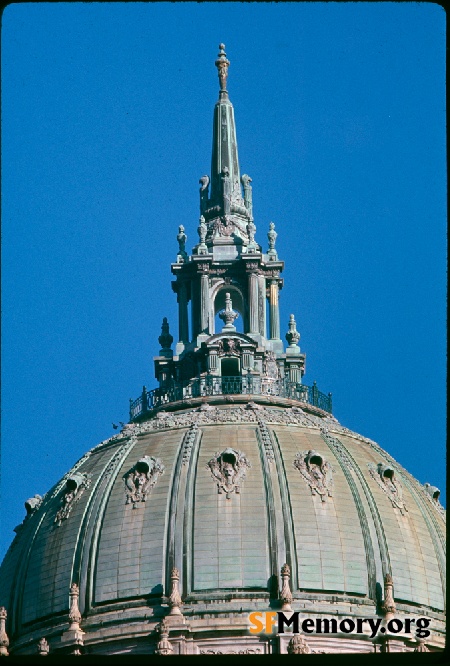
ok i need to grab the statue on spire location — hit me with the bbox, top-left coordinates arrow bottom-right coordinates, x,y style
215,43 -> 230,92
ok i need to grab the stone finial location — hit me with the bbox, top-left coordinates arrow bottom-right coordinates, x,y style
414,639 -> 429,652
197,215 -> 208,254
287,634 -> 311,654
285,314 -> 300,347
158,317 -> 173,352
280,563 -> 293,611
155,618 -> 174,656
381,573 -> 396,619
168,567 -> 183,616
218,293 -> 239,331
0,607 -> 9,657
215,43 -> 230,92
37,637 -> 50,656
176,225 -> 188,263
246,219 -> 258,253
71,638 -> 84,656
68,583 -> 82,630
267,222 -> 278,260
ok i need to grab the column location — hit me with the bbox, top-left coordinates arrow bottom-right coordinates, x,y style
258,274 -> 266,338
200,274 -> 209,334
269,279 -> 280,340
178,282 -> 189,343
248,272 -> 259,334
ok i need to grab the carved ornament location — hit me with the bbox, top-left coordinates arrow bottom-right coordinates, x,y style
294,450 -> 334,502
37,637 -> 50,655
0,607 -> 9,657
217,337 -> 241,356
263,351 -> 279,379
368,463 -> 407,514
55,473 -> 91,526
200,649 -> 262,654
207,447 -> 251,498
287,634 -> 311,654
124,456 -> 164,508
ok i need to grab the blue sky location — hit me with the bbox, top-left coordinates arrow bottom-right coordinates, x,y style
1,2 -> 446,560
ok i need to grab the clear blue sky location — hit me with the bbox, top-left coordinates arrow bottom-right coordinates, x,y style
1,2 -> 446,561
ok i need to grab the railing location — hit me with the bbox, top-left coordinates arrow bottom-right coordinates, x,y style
130,376 -> 332,421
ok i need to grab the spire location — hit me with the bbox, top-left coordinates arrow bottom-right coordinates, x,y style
210,43 -> 242,209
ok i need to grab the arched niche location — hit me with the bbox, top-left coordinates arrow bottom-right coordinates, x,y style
210,282 -> 246,334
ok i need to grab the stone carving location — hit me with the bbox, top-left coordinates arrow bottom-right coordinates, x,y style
71,638 -> 84,656
218,293 -> 239,331
182,423 -> 199,465
155,618 -> 173,656
176,225 -> 188,263
215,43 -> 230,91
263,350 -> 279,379
0,607 -> 9,657
199,176 -> 209,214
368,463 -> 407,514
197,215 -> 208,254
294,450 -> 334,502
37,637 -> 50,656
124,456 -> 164,508
241,174 -> 253,217
217,217 -> 235,238
381,573 -> 396,618
207,447 -> 251,498
55,473 -> 91,526
200,649 -> 262,654
158,317 -> 173,352
285,314 -> 300,347
414,639 -> 429,652
280,563 -> 293,611
68,583 -> 82,629
423,483 -> 445,517
287,634 -> 311,654
246,219 -> 258,252
168,567 -> 183,615
217,337 -> 241,356
25,494 -> 44,516
257,419 -> 275,463
267,221 -> 278,260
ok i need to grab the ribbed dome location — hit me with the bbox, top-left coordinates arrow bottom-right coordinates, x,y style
0,399 -> 445,654
0,43 -> 445,656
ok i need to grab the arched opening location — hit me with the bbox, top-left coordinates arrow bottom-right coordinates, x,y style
212,285 -> 245,334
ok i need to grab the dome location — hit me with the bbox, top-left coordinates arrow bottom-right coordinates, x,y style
0,43 -> 445,656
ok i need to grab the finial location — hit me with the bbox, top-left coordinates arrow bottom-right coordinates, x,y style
176,225 -> 188,263
0,607 -> 9,657
197,215 -> 208,254
215,43 -> 230,93
219,292 -> 239,331
155,618 -> 174,655
68,583 -> 82,630
287,634 -> 311,655
280,563 -> 293,611
199,175 -> 210,214
168,567 -> 183,616
37,637 -> 50,656
246,219 -> 258,253
285,314 -> 300,347
267,221 -> 278,260
158,317 -> 173,353
381,573 -> 396,620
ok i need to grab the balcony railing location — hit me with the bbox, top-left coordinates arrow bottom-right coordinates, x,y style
130,376 -> 332,421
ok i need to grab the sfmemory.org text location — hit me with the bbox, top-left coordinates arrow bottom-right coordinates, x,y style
248,612 -> 431,639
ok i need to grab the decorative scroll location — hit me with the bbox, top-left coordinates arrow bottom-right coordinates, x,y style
123,456 -> 164,508
368,462 -> 407,515
294,450 -> 334,502
207,447 -> 251,498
